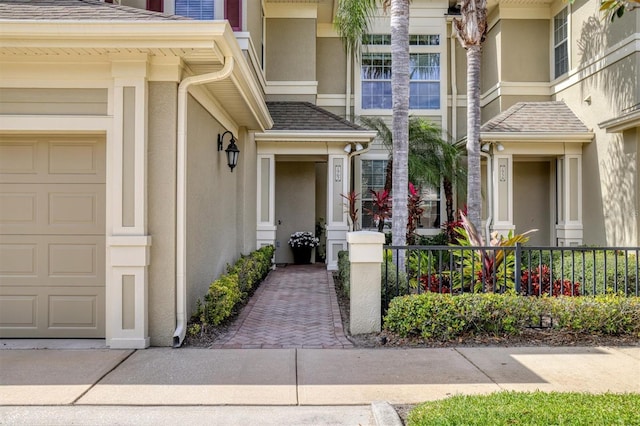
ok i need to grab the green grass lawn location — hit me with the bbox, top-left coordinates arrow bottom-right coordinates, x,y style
407,391 -> 640,425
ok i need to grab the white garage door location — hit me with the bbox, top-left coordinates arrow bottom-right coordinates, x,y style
0,135 -> 105,338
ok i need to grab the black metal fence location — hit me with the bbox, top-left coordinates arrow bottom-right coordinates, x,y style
382,244 -> 639,312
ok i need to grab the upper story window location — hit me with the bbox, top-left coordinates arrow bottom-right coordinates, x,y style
360,34 -> 441,110
175,0 -> 214,19
553,8 -> 568,78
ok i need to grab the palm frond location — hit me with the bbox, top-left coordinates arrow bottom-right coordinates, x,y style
334,0 -> 378,57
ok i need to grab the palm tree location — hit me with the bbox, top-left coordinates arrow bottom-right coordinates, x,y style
454,0 -> 487,232
335,0 -> 411,251
359,116 -> 466,232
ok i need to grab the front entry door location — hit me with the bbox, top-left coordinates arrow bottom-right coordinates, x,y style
274,162 -> 316,264
513,160 -> 551,246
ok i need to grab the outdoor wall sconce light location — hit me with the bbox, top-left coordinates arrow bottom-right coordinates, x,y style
218,131 -> 240,172
343,142 -> 364,153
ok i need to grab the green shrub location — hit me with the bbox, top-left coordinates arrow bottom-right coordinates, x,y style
192,245 -> 274,328
382,249 -> 410,311
544,294 -> 640,335
383,293 -> 640,340
338,250 -> 350,297
415,232 -> 448,246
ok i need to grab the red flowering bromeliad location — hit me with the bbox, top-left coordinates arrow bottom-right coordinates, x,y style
520,265 -> 581,296
364,189 -> 392,233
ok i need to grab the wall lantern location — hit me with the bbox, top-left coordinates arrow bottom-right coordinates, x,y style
343,142 -> 364,153
218,131 -> 240,172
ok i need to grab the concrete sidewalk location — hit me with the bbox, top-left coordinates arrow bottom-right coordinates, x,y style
1,345 -> 639,408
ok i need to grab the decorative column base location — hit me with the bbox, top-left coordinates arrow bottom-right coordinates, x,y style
326,225 -> 349,270
556,224 -> 583,246
106,235 -> 151,349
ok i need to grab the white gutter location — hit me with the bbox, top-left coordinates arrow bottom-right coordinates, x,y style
173,56 -> 235,348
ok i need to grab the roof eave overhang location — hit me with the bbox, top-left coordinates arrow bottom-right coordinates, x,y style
255,130 -> 377,143
598,110 -> 640,134
0,20 -> 272,131
480,131 -> 594,143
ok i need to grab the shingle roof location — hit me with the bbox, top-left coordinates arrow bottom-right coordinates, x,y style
0,0 -> 189,20
266,102 -> 365,132
481,101 -> 589,133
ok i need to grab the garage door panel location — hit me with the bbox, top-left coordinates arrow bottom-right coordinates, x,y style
0,242 -> 37,277
0,295 -> 37,329
0,184 -> 105,235
0,286 -> 105,338
0,140 -> 38,175
0,235 -> 104,286
0,137 -> 105,184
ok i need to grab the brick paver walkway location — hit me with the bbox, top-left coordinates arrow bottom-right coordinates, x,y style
212,264 -> 353,349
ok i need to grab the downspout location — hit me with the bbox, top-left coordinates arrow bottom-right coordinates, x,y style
173,57 -> 235,348
481,151 -> 493,242
450,24 -> 458,144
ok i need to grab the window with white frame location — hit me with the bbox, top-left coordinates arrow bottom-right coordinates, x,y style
553,8 -> 568,78
175,0 -> 214,19
361,159 -> 389,229
361,34 -> 441,110
360,159 -> 441,230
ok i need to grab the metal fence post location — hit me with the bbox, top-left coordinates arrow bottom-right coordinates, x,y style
514,242 -> 521,294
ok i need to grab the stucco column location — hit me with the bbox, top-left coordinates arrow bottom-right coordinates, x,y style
326,154 -> 349,270
491,154 -> 515,237
256,154 -> 276,248
106,55 -> 152,349
347,231 -> 384,334
556,153 -> 583,246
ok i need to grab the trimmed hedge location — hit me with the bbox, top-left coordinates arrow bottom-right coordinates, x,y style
191,245 -> 274,330
337,250 -> 350,297
384,293 -> 640,340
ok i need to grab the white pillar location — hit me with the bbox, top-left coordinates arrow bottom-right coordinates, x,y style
106,55 -> 152,349
326,154 -> 349,270
347,231 -> 385,334
556,153 -> 583,246
256,154 -> 276,248
491,154 -> 515,237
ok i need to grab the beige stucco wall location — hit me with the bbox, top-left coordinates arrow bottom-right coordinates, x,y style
274,161 -> 316,264
482,21 -> 500,92
317,38 -> 347,94
120,0 -> 146,10
265,18 -> 316,81
185,95 -> 244,320
246,0 -> 263,66
501,20 -> 549,83
147,82 -> 178,347
555,47 -> 638,245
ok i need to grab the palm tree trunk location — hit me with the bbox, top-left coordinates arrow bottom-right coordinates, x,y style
466,44 -> 482,232
391,0 -> 410,253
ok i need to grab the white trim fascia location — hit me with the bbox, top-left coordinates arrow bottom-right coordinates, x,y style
498,4 -> 551,20
255,130 -> 377,143
317,94 -> 347,107
264,81 -> 318,95
552,33 -> 640,95
235,32 -> 267,92
264,3 -> 317,18
481,82 -> 552,107
0,115 -> 111,132
598,109 -> 640,133
0,20 -> 229,47
317,23 -> 338,38
481,132 -> 595,143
